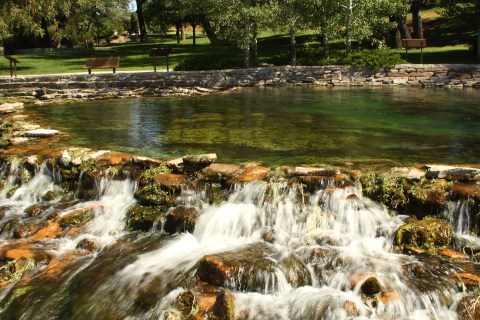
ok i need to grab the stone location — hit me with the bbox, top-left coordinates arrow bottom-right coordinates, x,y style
425,165 -> 480,181
233,165 -> 270,183
454,272 -> 480,289
164,206 -> 199,234
134,185 -> 171,207
59,205 -> 101,227
208,290 -> 234,320
24,204 -> 49,217
153,173 -> 189,191
30,221 -> 62,241
126,204 -> 164,231
175,290 -> 197,317
456,293 -> 480,320
201,163 -> 244,184
381,167 -> 425,180
76,239 -> 100,252
360,276 -> 382,297
23,129 -> 59,138
437,248 -> 469,261
183,153 -> 217,167
13,220 -> 47,238
394,217 -> 453,250
289,166 -> 340,177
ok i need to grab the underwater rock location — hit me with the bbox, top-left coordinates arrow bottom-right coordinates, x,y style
394,217 -> 453,251
289,166 -> 340,177
175,290 -> 197,317
164,206 -> 198,234
126,204 -> 164,232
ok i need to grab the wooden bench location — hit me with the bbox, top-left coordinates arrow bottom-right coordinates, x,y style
402,39 -> 426,64
84,57 -> 120,74
150,47 -> 172,72
5,56 -> 20,77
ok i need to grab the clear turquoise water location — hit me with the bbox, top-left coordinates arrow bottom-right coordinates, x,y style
29,86 -> 480,166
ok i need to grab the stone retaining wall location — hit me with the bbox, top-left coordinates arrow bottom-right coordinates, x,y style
0,64 -> 479,100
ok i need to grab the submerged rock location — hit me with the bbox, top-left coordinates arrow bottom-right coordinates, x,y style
456,293 -> 480,320
394,217 -> 453,251
59,205 -> 100,227
24,204 -> 49,217
76,239 -> 100,252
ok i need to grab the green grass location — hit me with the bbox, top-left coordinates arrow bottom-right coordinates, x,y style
0,9 -> 478,77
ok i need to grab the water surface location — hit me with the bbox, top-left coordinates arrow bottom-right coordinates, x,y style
28,87 -> 480,165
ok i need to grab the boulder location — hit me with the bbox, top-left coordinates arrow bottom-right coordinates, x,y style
126,204 -> 164,232
76,239 -> 100,252
24,204 -> 49,217
394,217 -> 453,251
59,205 -> 101,227
164,206 -> 199,234
201,163 -> 244,184
288,166 -> 340,177
196,243 -> 310,292
183,154 -> 217,169
30,221 -> 62,241
153,173 -> 190,192
191,280 -> 235,320
134,185 -> 171,207
381,167 -> 425,180
232,165 -> 270,184
13,220 -> 47,238
425,165 -> 480,181
360,276 -> 382,297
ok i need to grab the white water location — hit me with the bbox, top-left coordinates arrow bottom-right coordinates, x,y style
0,163 -> 475,319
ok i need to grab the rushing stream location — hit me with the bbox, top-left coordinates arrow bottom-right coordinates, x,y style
0,159 -> 477,319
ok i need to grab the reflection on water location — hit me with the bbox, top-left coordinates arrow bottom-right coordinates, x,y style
28,87 -> 480,165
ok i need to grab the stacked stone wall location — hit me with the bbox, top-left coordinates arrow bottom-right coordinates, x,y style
0,64 -> 479,100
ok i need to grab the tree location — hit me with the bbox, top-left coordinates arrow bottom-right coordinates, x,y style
441,0 -> 480,60
136,0 -> 148,42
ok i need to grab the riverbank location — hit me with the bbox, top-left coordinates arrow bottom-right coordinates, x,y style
0,64 -> 479,101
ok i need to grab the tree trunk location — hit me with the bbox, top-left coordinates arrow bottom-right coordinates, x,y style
181,25 -> 185,41
477,24 -> 480,61
388,16 -> 403,49
136,0 -> 147,43
192,22 -> 197,46
345,0 -> 353,55
290,25 -> 296,66
411,0 -> 423,39
175,24 -> 181,44
396,15 -> 411,40
199,16 -> 220,46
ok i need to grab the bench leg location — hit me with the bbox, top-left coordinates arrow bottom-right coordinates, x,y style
113,68 -> 116,73
88,69 -> 92,74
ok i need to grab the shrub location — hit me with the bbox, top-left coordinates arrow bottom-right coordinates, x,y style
344,49 -> 403,70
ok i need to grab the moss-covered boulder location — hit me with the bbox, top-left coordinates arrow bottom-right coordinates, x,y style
126,204 -> 164,232
13,220 -> 47,239
59,205 -> 100,228
164,206 -> 199,234
24,204 -> 49,217
456,293 -> 480,320
134,185 -> 171,207
76,239 -> 100,252
394,217 -> 453,251
174,290 -> 198,317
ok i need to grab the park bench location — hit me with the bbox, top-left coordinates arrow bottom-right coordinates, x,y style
84,57 -> 120,74
5,56 -> 20,77
402,39 -> 426,64
150,47 -> 172,72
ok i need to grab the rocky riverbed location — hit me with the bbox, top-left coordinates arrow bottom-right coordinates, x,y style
1,99 -> 480,319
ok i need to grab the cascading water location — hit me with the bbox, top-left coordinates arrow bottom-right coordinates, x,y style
0,164 -> 477,319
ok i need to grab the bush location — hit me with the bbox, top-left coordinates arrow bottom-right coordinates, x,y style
344,49 -> 404,70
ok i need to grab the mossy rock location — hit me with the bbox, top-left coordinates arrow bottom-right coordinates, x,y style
360,276 -> 382,297
13,220 -> 47,238
394,217 -> 453,251
59,206 -> 98,227
164,206 -> 199,234
126,204 -> 164,232
175,290 -> 198,317
208,290 -> 234,320
24,204 -> 49,217
134,184 -> 171,207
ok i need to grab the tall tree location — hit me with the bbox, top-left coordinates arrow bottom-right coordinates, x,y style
410,0 -> 423,39
136,0 -> 148,42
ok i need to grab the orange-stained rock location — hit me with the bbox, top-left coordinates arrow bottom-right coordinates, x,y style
66,227 -> 83,237
60,205 -> 102,227
450,183 -> 480,201
346,194 -> 359,201
202,163 -> 244,183
350,272 -> 375,288
380,288 -> 400,303
153,173 -> 189,189
343,300 -> 360,317
38,252 -> 83,280
30,221 -> 62,241
2,247 -> 51,264
234,166 -> 270,183
95,152 -> 132,166
437,248 -> 469,261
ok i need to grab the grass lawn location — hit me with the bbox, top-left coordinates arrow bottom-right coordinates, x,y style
0,8 -> 478,77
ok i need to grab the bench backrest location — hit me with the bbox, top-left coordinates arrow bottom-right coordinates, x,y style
5,56 -> 20,63
402,39 -> 426,49
85,57 -> 120,68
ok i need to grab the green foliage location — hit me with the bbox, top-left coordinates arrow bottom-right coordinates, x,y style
344,49 -> 404,70
0,119 -> 15,148
380,177 -> 408,210
143,165 -> 171,181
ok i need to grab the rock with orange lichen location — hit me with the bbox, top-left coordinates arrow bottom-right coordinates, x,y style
437,248 -> 469,261
30,221 -> 62,241
59,205 -> 101,228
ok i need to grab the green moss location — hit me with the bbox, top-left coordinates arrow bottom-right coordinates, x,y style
126,204 -> 164,232
142,165 -> 171,182
0,286 -> 33,314
0,258 -> 36,284
60,207 -> 96,227
134,184 -> 170,207
395,217 -> 453,251
381,177 -> 409,210
359,171 -> 380,196
408,178 -> 451,203
0,119 -> 15,148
